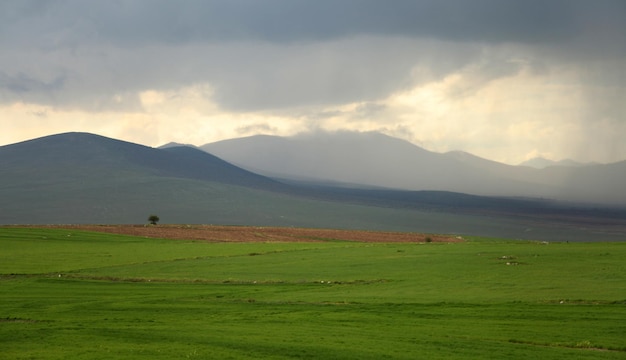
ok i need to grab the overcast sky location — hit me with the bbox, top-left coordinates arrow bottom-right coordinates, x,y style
2,0 -> 625,164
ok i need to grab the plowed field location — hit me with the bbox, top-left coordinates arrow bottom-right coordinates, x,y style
26,224 -> 461,243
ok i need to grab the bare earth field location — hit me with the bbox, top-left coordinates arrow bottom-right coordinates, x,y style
20,224 -> 461,243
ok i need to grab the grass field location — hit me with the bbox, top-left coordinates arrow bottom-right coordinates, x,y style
1,227 -> 625,359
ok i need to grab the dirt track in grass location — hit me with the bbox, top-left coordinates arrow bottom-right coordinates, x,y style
24,224 -> 462,243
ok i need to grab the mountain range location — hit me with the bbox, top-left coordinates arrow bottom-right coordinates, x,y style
518,157 -> 593,169
2,131 -> 625,241
201,131 -> 626,205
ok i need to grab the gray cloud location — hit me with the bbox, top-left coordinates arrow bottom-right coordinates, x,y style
4,0 -> 621,47
236,122 -> 277,135
352,102 -> 388,120
0,0 -> 624,119
207,37 -> 483,111
0,71 -> 65,94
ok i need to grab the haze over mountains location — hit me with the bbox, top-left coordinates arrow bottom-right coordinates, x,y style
2,132 -> 626,241
518,157 -> 593,169
202,131 -> 626,205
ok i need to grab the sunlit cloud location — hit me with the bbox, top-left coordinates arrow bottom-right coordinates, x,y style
1,1 -> 625,165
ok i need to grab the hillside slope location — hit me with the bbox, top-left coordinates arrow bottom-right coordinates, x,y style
1,132 -> 282,189
0,132 -> 287,224
202,131 -> 626,205
2,132 -> 625,241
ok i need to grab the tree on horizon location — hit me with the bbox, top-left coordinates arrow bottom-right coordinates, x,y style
148,214 -> 160,225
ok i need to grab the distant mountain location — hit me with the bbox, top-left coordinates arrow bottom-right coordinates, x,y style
202,131 -> 528,193
203,131 -> 441,187
0,132 -> 281,189
0,132 -> 286,224
158,142 -> 198,149
202,131 -> 626,205
2,132 -> 625,241
518,157 -> 590,169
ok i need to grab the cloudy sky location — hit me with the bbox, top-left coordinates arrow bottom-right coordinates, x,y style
2,0 -> 625,164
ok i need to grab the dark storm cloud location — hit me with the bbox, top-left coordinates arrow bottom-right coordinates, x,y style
122,0 -> 571,45
3,0 -> 624,49
0,0 -> 624,112
0,71 -> 65,94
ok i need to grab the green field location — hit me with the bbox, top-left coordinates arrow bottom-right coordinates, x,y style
1,227 -> 625,359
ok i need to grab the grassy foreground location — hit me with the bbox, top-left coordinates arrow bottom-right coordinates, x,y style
1,227 -> 625,359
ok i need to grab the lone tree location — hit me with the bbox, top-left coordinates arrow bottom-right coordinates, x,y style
148,214 -> 160,225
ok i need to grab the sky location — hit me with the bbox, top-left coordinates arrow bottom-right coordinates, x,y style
1,0 -> 625,165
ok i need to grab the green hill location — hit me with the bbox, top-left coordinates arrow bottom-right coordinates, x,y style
1,132 -> 625,241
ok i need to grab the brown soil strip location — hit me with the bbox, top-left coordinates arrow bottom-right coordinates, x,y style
13,224 -> 462,243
